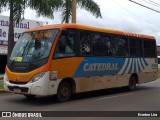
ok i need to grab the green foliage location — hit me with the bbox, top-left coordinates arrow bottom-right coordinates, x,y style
0,0 -> 62,22
0,84 -> 4,90
77,0 -> 102,18
0,0 -> 61,58
61,0 -> 72,23
28,0 -> 62,19
59,0 -> 102,23
0,0 -> 102,58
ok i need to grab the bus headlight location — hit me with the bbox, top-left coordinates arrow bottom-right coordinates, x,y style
4,73 -> 9,82
29,72 -> 45,83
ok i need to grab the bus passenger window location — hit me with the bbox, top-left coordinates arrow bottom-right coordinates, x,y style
112,37 -> 129,57
129,39 -> 143,57
93,33 -> 113,56
66,33 -> 74,53
103,35 -> 112,56
80,32 -> 91,56
144,40 -> 156,58
54,30 -> 75,58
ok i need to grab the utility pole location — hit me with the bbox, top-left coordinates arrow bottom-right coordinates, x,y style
72,0 -> 76,23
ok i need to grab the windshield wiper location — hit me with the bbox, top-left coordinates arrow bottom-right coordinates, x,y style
29,60 -> 33,66
11,58 -> 15,65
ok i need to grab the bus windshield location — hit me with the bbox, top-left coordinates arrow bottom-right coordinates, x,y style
10,29 -> 59,62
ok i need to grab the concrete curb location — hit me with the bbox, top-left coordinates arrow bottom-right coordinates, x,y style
0,89 -> 6,93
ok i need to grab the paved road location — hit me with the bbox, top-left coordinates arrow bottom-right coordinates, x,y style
1,79 -> 160,120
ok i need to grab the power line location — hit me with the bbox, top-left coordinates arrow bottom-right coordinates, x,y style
112,0 -> 160,27
112,0 -> 148,22
148,0 -> 160,7
142,0 -> 160,8
128,0 -> 160,13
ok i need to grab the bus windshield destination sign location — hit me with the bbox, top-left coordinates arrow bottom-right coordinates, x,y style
26,31 -> 53,40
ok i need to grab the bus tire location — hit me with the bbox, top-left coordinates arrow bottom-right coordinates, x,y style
56,81 -> 71,102
24,95 -> 36,99
128,75 -> 137,91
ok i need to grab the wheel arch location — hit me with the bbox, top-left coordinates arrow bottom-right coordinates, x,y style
131,73 -> 139,84
59,77 -> 76,94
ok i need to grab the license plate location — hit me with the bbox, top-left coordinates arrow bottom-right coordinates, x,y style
14,88 -> 21,93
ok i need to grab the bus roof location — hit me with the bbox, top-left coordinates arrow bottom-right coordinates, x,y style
26,23 -> 155,39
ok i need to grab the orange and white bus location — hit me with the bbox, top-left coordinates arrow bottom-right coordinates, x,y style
4,24 -> 158,101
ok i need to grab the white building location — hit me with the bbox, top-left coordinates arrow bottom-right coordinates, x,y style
0,15 -> 43,73
0,15 -> 43,55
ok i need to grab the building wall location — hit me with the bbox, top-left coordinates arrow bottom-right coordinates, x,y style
0,15 -> 43,73
0,15 -> 43,50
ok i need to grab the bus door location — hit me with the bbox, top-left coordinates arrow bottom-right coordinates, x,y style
49,29 -> 77,92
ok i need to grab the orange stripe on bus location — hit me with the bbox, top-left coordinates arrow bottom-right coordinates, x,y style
6,64 -> 50,82
25,23 -> 155,39
51,57 -> 83,78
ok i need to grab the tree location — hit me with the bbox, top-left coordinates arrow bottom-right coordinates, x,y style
59,0 -> 102,23
72,0 -> 76,23
0,0 -> 62,60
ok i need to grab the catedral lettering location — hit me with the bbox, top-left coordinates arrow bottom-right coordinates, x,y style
84,63 -> 119,71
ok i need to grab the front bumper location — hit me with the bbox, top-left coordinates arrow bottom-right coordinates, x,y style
3,72 -> 51,96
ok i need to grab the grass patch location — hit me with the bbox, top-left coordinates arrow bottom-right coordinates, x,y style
0,84 -> 4,90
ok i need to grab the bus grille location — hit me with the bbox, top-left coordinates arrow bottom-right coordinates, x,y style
8,86 -> 29,93
9,80 -> 28,85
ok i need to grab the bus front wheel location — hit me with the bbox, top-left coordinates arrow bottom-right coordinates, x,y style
128,76 -> 137,91
56,81 -> 71,102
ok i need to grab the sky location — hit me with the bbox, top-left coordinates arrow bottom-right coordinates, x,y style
1,0 -> 160,44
